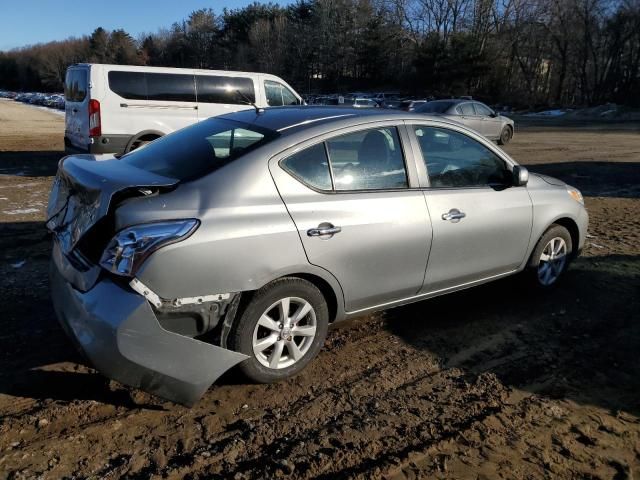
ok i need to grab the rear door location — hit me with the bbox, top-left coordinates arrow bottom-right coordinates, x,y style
64,67 -> 90,151
408,124 -> 533,293
270,123 -> 431,313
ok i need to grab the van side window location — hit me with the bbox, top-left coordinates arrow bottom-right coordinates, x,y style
108,72 -> 146,100
196,76 -> 255,104
147,73 -> 196,102
281,143 -> 332,191
264,80 -> 300,106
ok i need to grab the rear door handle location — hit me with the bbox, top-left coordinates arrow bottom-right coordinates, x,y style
307,223 -> 341,237
441,209 -> 466,222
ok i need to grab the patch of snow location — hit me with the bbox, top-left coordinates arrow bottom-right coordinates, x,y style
524,109 -> 567,117
10,260 -> 26,269
3,208 -> 39,215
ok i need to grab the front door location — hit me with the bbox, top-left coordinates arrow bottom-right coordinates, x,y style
270,124 -> 432,312
409,124 -> 533,292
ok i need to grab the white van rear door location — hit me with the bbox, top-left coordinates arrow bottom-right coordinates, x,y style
65,68 -> 90,151
195,74 -> 255,120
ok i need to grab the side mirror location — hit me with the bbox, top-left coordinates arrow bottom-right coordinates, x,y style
513,165 -> 529,186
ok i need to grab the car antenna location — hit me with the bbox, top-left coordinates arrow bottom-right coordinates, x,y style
236,90 -> 264,114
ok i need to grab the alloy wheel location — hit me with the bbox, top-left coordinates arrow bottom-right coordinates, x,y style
252,297 -> 317,369
537,237 -> 568,286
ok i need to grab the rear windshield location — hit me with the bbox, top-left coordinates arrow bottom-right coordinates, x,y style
64,69 -> 88,102
416,101 -> 455,114
120,118 -> 279,181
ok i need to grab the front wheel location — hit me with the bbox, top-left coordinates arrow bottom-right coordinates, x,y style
228,277 -> 329,383
527,225 -> 573,288
498,126 -> 513,145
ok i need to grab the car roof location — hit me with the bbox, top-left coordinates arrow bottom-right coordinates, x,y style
219,106 -> 461,135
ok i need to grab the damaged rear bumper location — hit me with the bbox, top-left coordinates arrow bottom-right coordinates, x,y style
49,245 -> 248,406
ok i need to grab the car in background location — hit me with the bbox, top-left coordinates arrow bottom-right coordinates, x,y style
400,99 -> 428,112
352,97 -> 378,108
378,99 -> 403,109
48,106 -> 587,405
416,99 -> 514,145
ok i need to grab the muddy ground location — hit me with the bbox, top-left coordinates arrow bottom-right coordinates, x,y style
0,99 -> 638,479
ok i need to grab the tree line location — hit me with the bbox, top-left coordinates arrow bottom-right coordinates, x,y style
1,0 -> 639,108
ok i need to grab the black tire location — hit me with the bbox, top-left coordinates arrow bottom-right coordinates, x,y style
526,224 -> 573,288
498,125 -> 513,145
228,277 -> 329,383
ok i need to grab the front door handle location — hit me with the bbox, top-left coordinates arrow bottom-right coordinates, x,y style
307,223 -> 341,237
441,209 -> 466,222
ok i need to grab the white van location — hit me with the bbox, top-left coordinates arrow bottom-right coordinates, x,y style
64,64 -> 303,154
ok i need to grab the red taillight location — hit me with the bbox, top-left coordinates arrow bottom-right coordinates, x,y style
89,99 -> 101,137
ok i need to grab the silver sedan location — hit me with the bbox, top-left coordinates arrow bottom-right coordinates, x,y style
416,99 -> 515,145
47,107 -> 587,405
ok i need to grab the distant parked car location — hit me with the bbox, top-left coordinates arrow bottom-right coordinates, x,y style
378,99 -> 403,109
416,99 -> 515,145
400,99 -> 428,112
352,98 -> 378,108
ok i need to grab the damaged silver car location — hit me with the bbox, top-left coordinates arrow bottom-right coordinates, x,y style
47,107 -> 588,405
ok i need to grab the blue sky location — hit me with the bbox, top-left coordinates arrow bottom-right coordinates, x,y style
0,0 -> 292,51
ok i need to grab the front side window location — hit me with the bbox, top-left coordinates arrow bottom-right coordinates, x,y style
264,80 -> 300,106
120,118 -> 278,181
413,126 -> 511,188
326,127 -> 408,190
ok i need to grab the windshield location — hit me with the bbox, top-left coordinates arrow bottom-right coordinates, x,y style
416,101 -> 455,114
120,118 -> 278,181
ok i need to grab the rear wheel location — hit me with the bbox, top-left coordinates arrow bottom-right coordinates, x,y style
498,125 -> 513,145
527,225 -> 573,288
228,277 -> 329,383
127,135 -> 160,153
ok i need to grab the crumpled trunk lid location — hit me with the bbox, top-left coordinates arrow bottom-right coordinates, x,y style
46,155 -> 178,288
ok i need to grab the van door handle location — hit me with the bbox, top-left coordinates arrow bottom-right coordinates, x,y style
441,209 -> 466,222
72,108 -> 78,114
307,223 -> 341,237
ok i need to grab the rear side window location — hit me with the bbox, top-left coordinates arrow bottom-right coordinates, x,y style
196,76 -> 255,104
281,143 -> 332,190
64,69 -> 88,102
108,72 -> 196,102
108,71 -> 146,100
147,73 -> 195,102
264,80 -> 300,106
281,127 -> 408,191
120,118 -> 278,181
457,103 -> 475,115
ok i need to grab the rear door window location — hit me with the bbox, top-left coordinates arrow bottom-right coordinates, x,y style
64,69 -> 88,102
108,71 -> 147,100
326,127 -> 408,190
146,73 -> 196,102
196,75 -> 255,104
281,143 -> 332,191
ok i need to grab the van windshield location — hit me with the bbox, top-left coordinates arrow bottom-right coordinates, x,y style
120,118 -> 279,181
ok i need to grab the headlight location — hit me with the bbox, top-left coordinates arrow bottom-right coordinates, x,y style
567,186 -> 584,205
100,219 -> 199,277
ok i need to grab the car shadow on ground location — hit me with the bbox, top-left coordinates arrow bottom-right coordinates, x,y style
526,161 -> 640,199
0,151 -> 64,177
384,254 -> 640,417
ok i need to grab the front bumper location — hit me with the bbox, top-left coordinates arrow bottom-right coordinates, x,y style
50,246 -> 248,406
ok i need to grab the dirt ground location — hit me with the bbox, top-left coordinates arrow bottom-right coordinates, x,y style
0,98 -> 638,480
